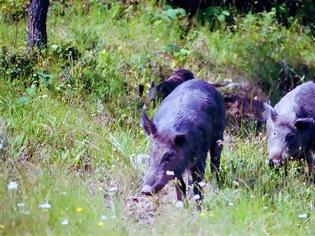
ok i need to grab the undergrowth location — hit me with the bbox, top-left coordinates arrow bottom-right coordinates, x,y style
0,0 -> 314,235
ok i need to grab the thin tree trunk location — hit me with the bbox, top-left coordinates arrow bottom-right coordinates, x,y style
27,0 -> 49,49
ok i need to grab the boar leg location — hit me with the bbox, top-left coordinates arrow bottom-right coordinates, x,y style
210,139 -> 223,181
175,176 -> 186,201
191,154 -> 206,203
306,153 -> 315,183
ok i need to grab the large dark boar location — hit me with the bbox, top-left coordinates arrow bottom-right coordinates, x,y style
264,81 -> 315,179
141,79 -> 225,203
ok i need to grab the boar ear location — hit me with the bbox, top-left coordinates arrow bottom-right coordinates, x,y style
150,81 -> 155,88
138,84 -> 144,97
263,103 -> 278,122
295,117 -> 315,129
148,82 -> 157,98
141,111 -> 157,136
173,133 -> 186,147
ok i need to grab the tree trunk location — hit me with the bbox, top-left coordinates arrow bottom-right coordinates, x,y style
27,0 -> 49,49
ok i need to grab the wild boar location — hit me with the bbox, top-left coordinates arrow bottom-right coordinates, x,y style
141,79 -> 225,203
264,81 -> 315,180
146,68 -> 228,108
146,68 -> 195,107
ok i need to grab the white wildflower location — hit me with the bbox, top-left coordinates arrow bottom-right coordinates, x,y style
17,203 -> 25,207
7,181 -> 18,191
51,44 -> 59,50
233,181 -> 239,187
39,202 -> 51,209
175,201 -> 184,208
61,219 -> 69,225
198,181 -> 206,187
0,136 -> 3,150
166,170 -> 174,176
298,213 -> 308,219
101,215 -> 107,220
193,194 -> 201,200
228,202 -> 234,206
108,187 -> 118,192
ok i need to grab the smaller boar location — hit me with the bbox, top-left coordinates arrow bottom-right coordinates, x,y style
146,68 -> 228,108
146,68 -> 195,107
141,79 -> 225,203
264,81 -> 315,180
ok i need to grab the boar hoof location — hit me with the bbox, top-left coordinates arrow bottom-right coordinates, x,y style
175,201 -> 184,208
216,139 -> 224,148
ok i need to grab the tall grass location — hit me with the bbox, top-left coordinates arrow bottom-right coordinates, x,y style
0,0 -> 315,235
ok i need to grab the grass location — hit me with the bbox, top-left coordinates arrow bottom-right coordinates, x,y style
0,0 -> 315,235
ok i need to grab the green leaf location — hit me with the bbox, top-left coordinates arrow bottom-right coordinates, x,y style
25,85 -> 36,97
218,14 -> 226,23
17,96 -> 30,105
222,10 -> 230,16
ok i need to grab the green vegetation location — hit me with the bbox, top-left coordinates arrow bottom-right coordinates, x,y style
0,1 -> 314,235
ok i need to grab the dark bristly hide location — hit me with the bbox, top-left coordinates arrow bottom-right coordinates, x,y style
141,79 -> 225,205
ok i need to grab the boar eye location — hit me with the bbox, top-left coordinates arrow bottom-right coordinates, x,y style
273,131 -> 277,136
161,152 -> 174,163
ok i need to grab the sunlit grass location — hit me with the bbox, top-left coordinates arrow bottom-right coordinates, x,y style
0,0 -> 315,235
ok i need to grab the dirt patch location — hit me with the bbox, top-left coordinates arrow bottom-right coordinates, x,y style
124,169 -> 214,226
125,184 -> 177,225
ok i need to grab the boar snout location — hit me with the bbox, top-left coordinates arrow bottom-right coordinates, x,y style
268,154 -> 284,168
142,172 -> 168,196
141,185 -> 153,196
141,183 -> 165,196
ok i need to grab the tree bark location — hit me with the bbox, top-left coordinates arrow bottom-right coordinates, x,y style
27,0 -> 50,49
